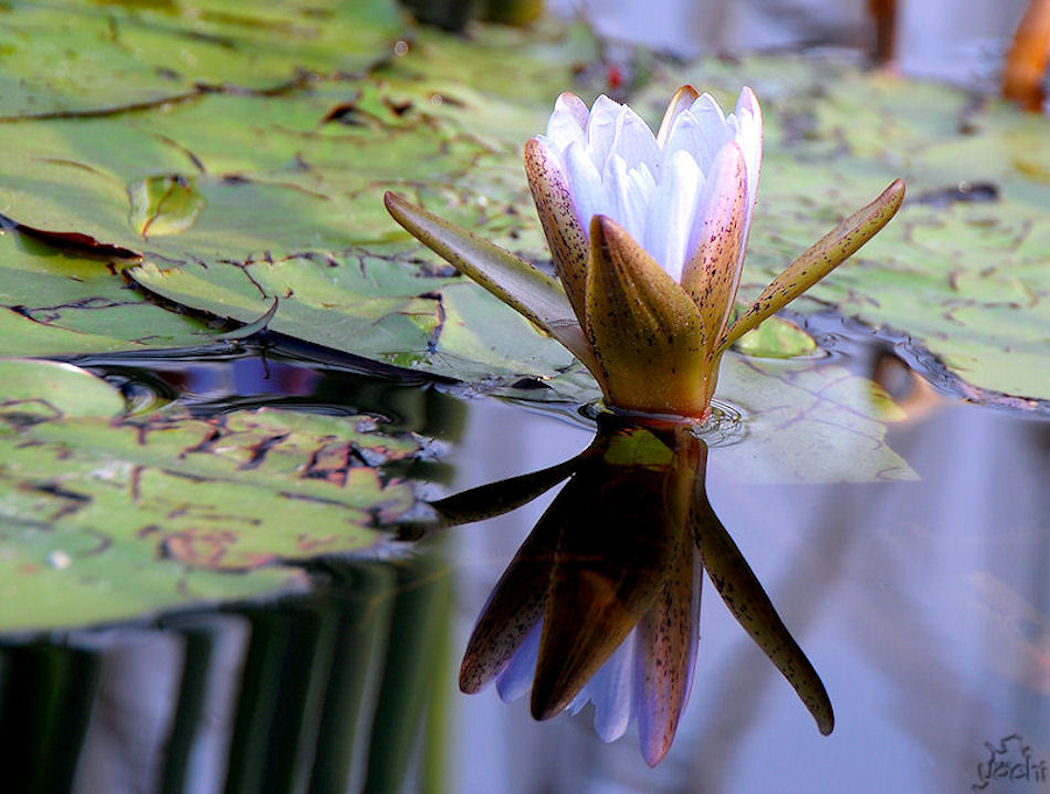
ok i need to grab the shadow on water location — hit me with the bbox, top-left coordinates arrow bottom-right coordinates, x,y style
2,321 -> 1050,793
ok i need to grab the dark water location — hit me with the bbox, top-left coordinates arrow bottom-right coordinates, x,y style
2,325 -> 1049,794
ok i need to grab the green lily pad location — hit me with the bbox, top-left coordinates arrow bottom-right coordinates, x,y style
0,358 -> 125,418
129,175 -> 207,237
0,229 -> 212,356
732,315 -> 818,359
0,0 -> 403,119
0,360 -> 429,632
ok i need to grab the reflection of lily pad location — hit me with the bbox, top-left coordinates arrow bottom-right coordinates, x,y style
0,361 -> 427,632
715,357 -> 913,484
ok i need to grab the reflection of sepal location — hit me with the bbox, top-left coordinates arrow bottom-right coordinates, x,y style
691,487 -> 835,735
442,415 -> 834,764
531,458 -> 684,720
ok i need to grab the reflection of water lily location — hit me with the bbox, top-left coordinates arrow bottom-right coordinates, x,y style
430,418 -> 833,766
385,85 -> 904,419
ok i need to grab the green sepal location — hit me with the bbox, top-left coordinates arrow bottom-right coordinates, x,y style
721,179 -> 906,351
383,191 -> 596,369
585,215 -> 714,417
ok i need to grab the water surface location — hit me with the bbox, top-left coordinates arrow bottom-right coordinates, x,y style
2,325 -> 1048,794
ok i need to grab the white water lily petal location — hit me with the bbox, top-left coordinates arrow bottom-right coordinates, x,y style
644,149 -> 704,283
546,92 -> 589,149
733,86 -> 763,225
530,86 -> 760,291
559,634 -> 628,719
663,106 -> 730,177
497,616 -> 636,744
604,155 -> 651,245
610,105 -> 662,175
688,92 -> 727,130
656,84 -> 700,147
579,632 -> 636,742
563,139 -> 604,237
585,95 -> 623,172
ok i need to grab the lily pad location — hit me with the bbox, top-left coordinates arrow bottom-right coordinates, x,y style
0,358 -> 125,418
0,360 -> 428,632
0,229 -> 212,357
0,0 -> 403,119
733,315 -> 818,359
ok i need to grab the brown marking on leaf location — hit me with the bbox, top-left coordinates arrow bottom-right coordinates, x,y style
25,482 -> 91,521
421,291 -> 446,354
179,426 -> 224,457
295,533 -> 340,552
161,527 -> 276,570
130,465 -> 143,503
237,433 -> 290,471
82,530 -> 113,558
303,442 -> 355,487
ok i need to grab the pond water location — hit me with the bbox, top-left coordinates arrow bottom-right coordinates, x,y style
2,320 -> 1048,794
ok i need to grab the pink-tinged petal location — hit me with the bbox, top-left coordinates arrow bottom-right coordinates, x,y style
635,538 -> 701,766
680,141 -> 748,354
721,179 -> 905,353
733,86 -> 763,225
656,84 -> 701,147
546,92 -> 590,148
633,430 -> 705,765
643,149 -> 703,283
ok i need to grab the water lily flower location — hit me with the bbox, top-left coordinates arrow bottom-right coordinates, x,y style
385,86 -> 904,419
